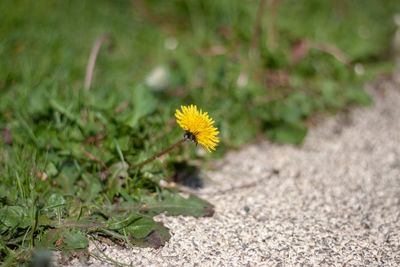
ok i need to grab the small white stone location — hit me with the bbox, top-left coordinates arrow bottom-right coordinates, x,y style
145,65 -> 170,91
165,37 -> 178,50
237,72 -> 248,87
354,63 -> 365,76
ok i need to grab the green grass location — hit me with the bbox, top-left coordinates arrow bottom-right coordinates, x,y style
0,0 -> 399,265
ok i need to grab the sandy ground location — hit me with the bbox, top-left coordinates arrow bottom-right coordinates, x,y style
64,71 -> 400,266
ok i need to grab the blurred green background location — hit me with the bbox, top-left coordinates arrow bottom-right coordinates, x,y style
1,0 -> 398,151
0,0 -> 399,264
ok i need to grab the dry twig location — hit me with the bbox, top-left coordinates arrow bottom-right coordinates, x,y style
291,39 -> 352,66
80,148 -> 109,171
308,40 -> 352,66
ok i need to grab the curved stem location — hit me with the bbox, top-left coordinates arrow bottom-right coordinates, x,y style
130,139 -> 186,170
84,34 -> 110,90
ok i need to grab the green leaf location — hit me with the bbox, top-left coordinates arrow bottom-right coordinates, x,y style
124,84 -> 157,128
116,136 -> 130,152
109,214 -> 153,239
45,162 -> 58,177
87,177 -> 103,202
343,86 -> 372,106
0,206 -> 30,229
108,213 -> 170,248
55,163 -> 80,195
321,81 -> 345,109
142,190 -> 215,217
127,216 -> 170,248
45,193 -> 66,219
62,229 -> 88,249
265,121 -> 308,145
46,193 -> 66,207
49,99 -> 83,128
281,104 -> 303,122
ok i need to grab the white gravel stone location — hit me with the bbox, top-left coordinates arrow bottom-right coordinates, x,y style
62,71 -> 400,266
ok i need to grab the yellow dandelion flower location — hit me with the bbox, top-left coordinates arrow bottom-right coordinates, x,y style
175,105 -> 219,152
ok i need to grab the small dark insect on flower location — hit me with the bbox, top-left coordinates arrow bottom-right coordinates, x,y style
184,131 -> 198,144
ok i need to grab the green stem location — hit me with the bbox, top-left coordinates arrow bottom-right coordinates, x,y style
130,138 -> 186,170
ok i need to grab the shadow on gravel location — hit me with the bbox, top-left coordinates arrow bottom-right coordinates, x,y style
171,162 -> 203,189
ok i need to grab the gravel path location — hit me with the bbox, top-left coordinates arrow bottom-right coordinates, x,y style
66,71 -> 400,266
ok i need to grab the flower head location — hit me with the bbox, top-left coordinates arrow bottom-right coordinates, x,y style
175,105 -> 219,152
